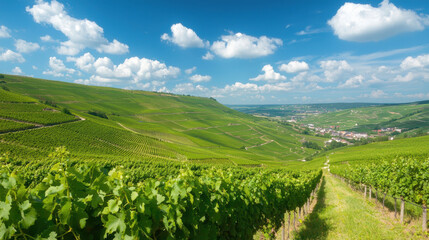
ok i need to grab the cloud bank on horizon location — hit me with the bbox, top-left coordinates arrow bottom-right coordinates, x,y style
0,0 -> 428,104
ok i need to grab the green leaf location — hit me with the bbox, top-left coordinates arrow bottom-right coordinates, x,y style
59,201 -> 71,224
131,191 -> 138,201
105,213 -> 126,236
105,199 -> 122,214
19,200 -> 37,229
45,184 -> 65,197
0,201 -> 11,221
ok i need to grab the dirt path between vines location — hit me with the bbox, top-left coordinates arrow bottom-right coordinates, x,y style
292,174 -> 414,240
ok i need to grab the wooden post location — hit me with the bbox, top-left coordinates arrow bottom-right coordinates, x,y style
394,198 -> 397,218
298,207 -> 301,220
293,210 -> 296,231
400,197 -> 405,224
383,193 -> 386,208
423,204 -> 427,232
364,185 -> 367,199
307,199 -> 310,213
287,212 -> 291,240
375,188 -> 378,200
369,187 -> 372,200
282,220 -> 285,240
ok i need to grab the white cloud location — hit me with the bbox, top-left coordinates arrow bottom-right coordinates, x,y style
185,66 -> 197,74
43,56 -> 76,77
250,65 -> 286,82
211,32 -> 282,59
15,39 -> 40,53
394,72 -> 414,82
173,83 -> 209,94
67,52 -> 95,72
26,0 -> 129,55
161,23 -> 206,48
0,25 -> 11,38
394,92 -> 429,99
338,75 -> 364,88
296,26 -> 326,36
189,74 -> 211,83
12,67 -> 23,75
368,90 -> 387,98
68,52 -> 180,84
96,39 -> 129,55
400,54 -> 429,70
0,50 -> 25,63
202,52 -> 214,60
328,0 -> 429,42
320,60 -> 352,82
279,61 -> 309,73
40,35 -> 55,42
32,65 -> 38,70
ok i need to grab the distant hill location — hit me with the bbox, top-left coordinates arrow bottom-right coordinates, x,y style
229,103 -> 385,118
299,102 -> 429,136
0,74 -> 323,166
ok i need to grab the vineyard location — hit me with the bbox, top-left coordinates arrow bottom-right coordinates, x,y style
0,74 -> 323,166
0,149 -> 322,239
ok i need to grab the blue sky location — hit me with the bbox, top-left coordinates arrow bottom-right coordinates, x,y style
1,0 -> 429,104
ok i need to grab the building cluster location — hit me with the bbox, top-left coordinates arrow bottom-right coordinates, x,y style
372,127 -> 402,134
304,124 -> 368,140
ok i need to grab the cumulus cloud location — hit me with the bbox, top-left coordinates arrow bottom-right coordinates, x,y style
173,83 -> 209,94
26,0 -> 129,55
0,25 -> 11,38
12,67 -> 23,75
338,75 -> 364,88
366,90 -> 387,98
394,72 -> 415,82
221,81 -> 293,94
328,0 -> 429,42
68,52 -> 180,84
400,54 -> 429,70
320,60 -> 352,82
43,56 -> 76,77
67,52 -> 95,72
185,66 -> 196,74
0,50 -> 25,63
202,52 -> 214,60
40,35 -> 55,42
161,23 -> 207,48
189,74 -> 211,83
250,65 -> 286,82
15,39 -> 40,53
211,32 -> 282,59
279,61 -> 309,73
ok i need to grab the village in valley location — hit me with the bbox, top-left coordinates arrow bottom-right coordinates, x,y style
297,122 -> 403,145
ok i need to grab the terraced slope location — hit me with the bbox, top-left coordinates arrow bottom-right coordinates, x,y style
0,74 -> 320,165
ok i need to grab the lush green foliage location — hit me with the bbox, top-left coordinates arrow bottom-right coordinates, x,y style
87,110 -> 108,119
331,157 -> 429,205
302,141 -> 321,150
0,150 -> 322,239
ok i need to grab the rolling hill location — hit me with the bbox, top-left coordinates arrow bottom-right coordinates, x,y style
0,74 -> 322,166
299,101 -> 429,136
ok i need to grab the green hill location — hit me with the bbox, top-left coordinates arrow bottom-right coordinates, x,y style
0,74 -> 321,166
299,102 -> 429,136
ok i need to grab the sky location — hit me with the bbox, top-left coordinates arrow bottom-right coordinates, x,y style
1,0 -> 429,104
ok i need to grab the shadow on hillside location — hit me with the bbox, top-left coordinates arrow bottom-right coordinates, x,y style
293,177 -> 331,240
